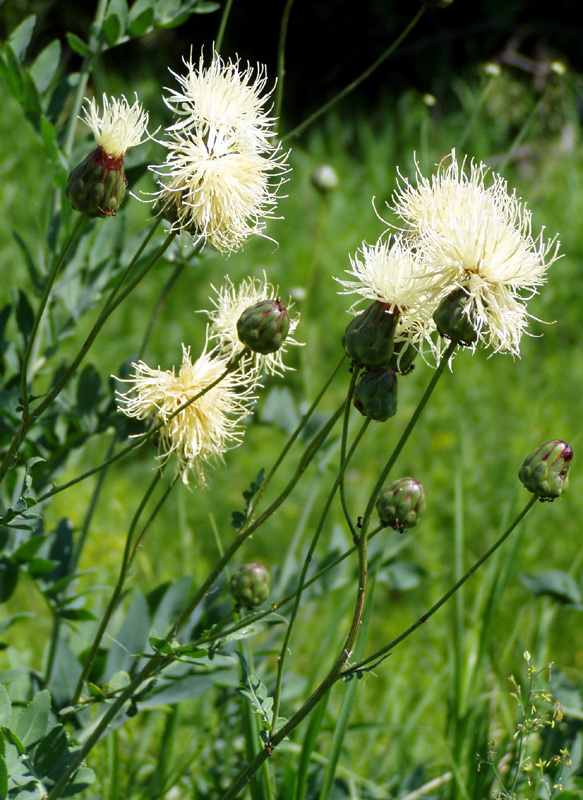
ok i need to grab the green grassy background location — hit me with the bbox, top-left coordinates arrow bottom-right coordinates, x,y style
2,42 -> 583,799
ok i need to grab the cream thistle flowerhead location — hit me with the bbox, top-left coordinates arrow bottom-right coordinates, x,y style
151,49 -> 289,253
82,93 -> 150,157
207,274 -> 300,375
391,150 -> 561,355
115,343 -> 258,485
336,234 -> 439,359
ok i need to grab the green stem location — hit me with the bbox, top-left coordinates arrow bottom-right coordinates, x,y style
215,0 -> 234,53
0,222 -> 171,489
220,496 -> 538,799
169,401 -> 346,640
270,414 -> 371,728
249,354 -> 346,516
344,496 -> 538,676
0,217 -> 88,485
274,0 -> 295,122
360,340 -> 457,537
45,400 -> 346,800
222,455 -> 372,800
281,8 -> 425,142
339,367 -> 361,542
0,350 -> 241,528
63,0 -> 109,158
20,215 -> 89,420
497,83 -> 553,173
456,72 -> 499,151
71,469 -> 164,706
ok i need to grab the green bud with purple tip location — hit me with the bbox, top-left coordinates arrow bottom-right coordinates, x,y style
237,299 -> 291,355
518,440 -> 573,501
66,146 -> 127,217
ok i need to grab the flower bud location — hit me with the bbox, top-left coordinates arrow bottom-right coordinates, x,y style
387,338 -> 418,375
311,164 -> 339,193
342,301 -> 398,368
433,288 -> 479,346
237,299 -> 291,355
518,440 -> 573,501
229,563 -> 271,608
353,368 -> 398,421
376,477 -> 426,532
66,146 -> 127,217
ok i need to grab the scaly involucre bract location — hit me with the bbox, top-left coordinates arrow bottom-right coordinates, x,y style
392,149 -> 560,355
151,50 -> 289,253
207,274 -> 300,375
116,344 -> 259,486
82,93 -> 150,157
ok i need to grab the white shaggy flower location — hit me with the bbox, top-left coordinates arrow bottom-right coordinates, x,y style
82,93 -> 150,157
164,51 -> 278,151
151,50 -> 289,253
336,235 -> 432,316
207,274 -> 300,375
115,343 -> 258,485
151,127 -> 287,252
391,150 -> 560,354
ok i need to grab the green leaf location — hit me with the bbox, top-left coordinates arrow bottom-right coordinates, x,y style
102,0 -> 128,45
15,288 -> 34,339
0,724 -> 25,754
12,535 -> 48,564
0,558 -> 19,603
0,613 -> 34,637
87,683 -> 105,699
192,2 -> 221,12
0,743 -> 7,800
61,765 -> 95,796
65,33 -> 91,56
30,40 -> 61,93
76,365 -> 103,414
32,725 -> 68,777
0,686 -> 11,726
8,15 -> 36,61
219,612 -> 287,645
127,0 -> 155,37
520,570 -> 582,605
27,558 -> 58,578
149,636 -> 176,657
153,0 -> 181,24
15,690 -> 50,747
58,607 -> 97,621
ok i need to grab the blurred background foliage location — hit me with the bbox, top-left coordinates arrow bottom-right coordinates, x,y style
1,0 -> 583,797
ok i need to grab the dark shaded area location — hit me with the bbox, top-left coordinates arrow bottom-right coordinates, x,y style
2,0 -> 581,126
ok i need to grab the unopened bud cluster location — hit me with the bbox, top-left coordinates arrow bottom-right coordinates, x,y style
518,440 -> 573,501
229,563 -> 271,608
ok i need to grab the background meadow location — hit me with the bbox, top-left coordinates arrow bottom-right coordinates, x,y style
1,1 -> 583,798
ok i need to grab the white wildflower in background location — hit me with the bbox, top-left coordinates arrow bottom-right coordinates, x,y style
151,49 -> 289,253
82,93 -> 150,157
207,274 -> 300,375
115,342 -> 259,486
391,149 -> 561,355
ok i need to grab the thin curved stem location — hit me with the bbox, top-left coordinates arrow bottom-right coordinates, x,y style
339,366 -> 361,542
281,7 -> 425,142
344,496 -> 538,676
220,496 -> 539,799
274,0 -> 296,122
360,340 -> 457,537
270,413 -> 370,728
215,0 -> 234,53
248,353 -> 346,516
71,469 -> 164,705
